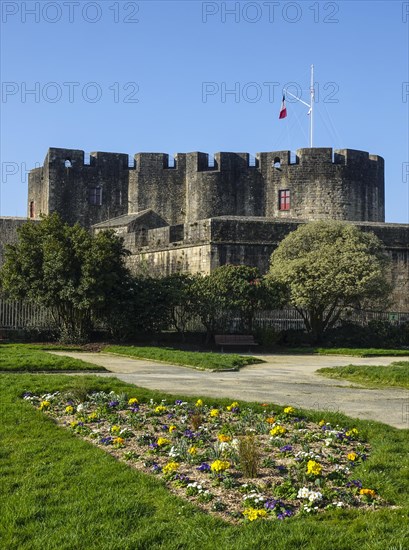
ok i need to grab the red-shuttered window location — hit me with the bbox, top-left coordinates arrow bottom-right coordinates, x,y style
279,189 -> 290,211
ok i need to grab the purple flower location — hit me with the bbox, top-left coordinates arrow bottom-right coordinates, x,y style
108,400 -> 119,408
175,400 -> 183,405
161,425 -> 168,431
197,462 -> 211,472
276,465 -> 287,472
183,429 -> 195,439
231,407 -> 240,413
174,473 -> 190,483
22,392 -> 33,398
151,463 -> 161,472
265,499 -> 283,510
279,445 -> 293,453
66,400 -> 74,406
100,436 -> 112,445
149,443 -> 158,450
346,479 -> 363,488
130,406 -> 140,413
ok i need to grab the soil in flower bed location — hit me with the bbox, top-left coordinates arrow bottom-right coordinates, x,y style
25,391 -> 384,523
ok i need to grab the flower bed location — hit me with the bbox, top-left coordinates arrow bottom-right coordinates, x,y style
25,390 -> 382,522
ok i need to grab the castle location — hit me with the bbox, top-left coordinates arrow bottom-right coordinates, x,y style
1,146 -> 408,310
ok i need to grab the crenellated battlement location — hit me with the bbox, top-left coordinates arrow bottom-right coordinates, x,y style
39,147 -> 384,174
28,146 -> 385,228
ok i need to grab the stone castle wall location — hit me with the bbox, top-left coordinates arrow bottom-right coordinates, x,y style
0,218 -> 30,266
28,147 -> 385,226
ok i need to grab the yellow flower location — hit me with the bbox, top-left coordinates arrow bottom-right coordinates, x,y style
70,421 -> 78,428
65,405 -> 74,414
155,405 -> 166,414
226,401 -> 239,411
306,460 -> 322,476
266,417 -> 275,424
319,419 -> 326,427
210,409 -> 219,418
195,399 -> 203,407
188,446 -> 198,455
284,406 -> 295,415
346,428 -> 359,438
243,508 -> 268,521
217,434 -> 232,443
88,412 -> 98,421
270,425 -> 287,437
39,400 -> 51,411
360,488 -> 376,499
169,425 -> 177,433
210,460 -> 230,473
128,397 -> 139,405
113,437 -> 125,447
162,461 -> 179,475
347,452 -> 358,461
111,425 -> 121,434
157,437 -> 171,446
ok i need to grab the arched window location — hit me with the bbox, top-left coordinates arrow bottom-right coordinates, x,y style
273,157 -> 281,169
64,159 -> 72,168
29,201 -> 35,218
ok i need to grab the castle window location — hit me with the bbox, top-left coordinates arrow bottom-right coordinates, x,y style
273,157 -> 281,169
249,154 -> 257,167
29,201 -> 35,218
89,187 -> 102,206
279,189 -> 290,211
64,159 -> 72,168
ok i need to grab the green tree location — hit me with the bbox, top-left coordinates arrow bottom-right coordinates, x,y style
191,265 -> 283,340
164,273 -> 196,341
267,221 -> 391,343
0,214 -> 130,343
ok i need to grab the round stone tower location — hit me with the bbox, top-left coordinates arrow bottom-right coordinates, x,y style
260,147 -> 385,222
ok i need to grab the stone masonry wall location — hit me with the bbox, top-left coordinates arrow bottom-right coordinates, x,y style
0,218 -> 30,266
28,148 -> 130,226
263,148 -> 384,222
29,147 -> 384,228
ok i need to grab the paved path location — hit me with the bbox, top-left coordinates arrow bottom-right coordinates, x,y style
49,352 -> 409,430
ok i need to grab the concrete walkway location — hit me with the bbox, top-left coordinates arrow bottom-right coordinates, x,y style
49,351 -> 409,430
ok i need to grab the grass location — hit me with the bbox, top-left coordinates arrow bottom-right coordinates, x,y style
314,348 -> 409,358
277,347 -> 409,357
0,344 -> 107,372
0,371 -> 408,550
317,361 -> 409,389
104,345 -> 262,371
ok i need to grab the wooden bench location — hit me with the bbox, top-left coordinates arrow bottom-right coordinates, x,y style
214,334 -> 258,353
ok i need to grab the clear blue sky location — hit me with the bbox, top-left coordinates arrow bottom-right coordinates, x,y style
1,0 -> 408,222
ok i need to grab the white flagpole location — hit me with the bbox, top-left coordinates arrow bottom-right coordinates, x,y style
282,65 -> 315,148
310,64 -> 314,148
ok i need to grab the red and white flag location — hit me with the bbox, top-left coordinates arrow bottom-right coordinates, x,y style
279,94 -> 287,119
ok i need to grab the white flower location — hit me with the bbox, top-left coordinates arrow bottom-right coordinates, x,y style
168,446 -> 179,457
297,487 -> 322,502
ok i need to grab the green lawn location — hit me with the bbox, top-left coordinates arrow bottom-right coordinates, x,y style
314,348 -> 409,358
281,347 -> 409,357
317,361 -> 409,389
104,345 -> 262,371
0,344 -> 107,372
1,371 -> 409,549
